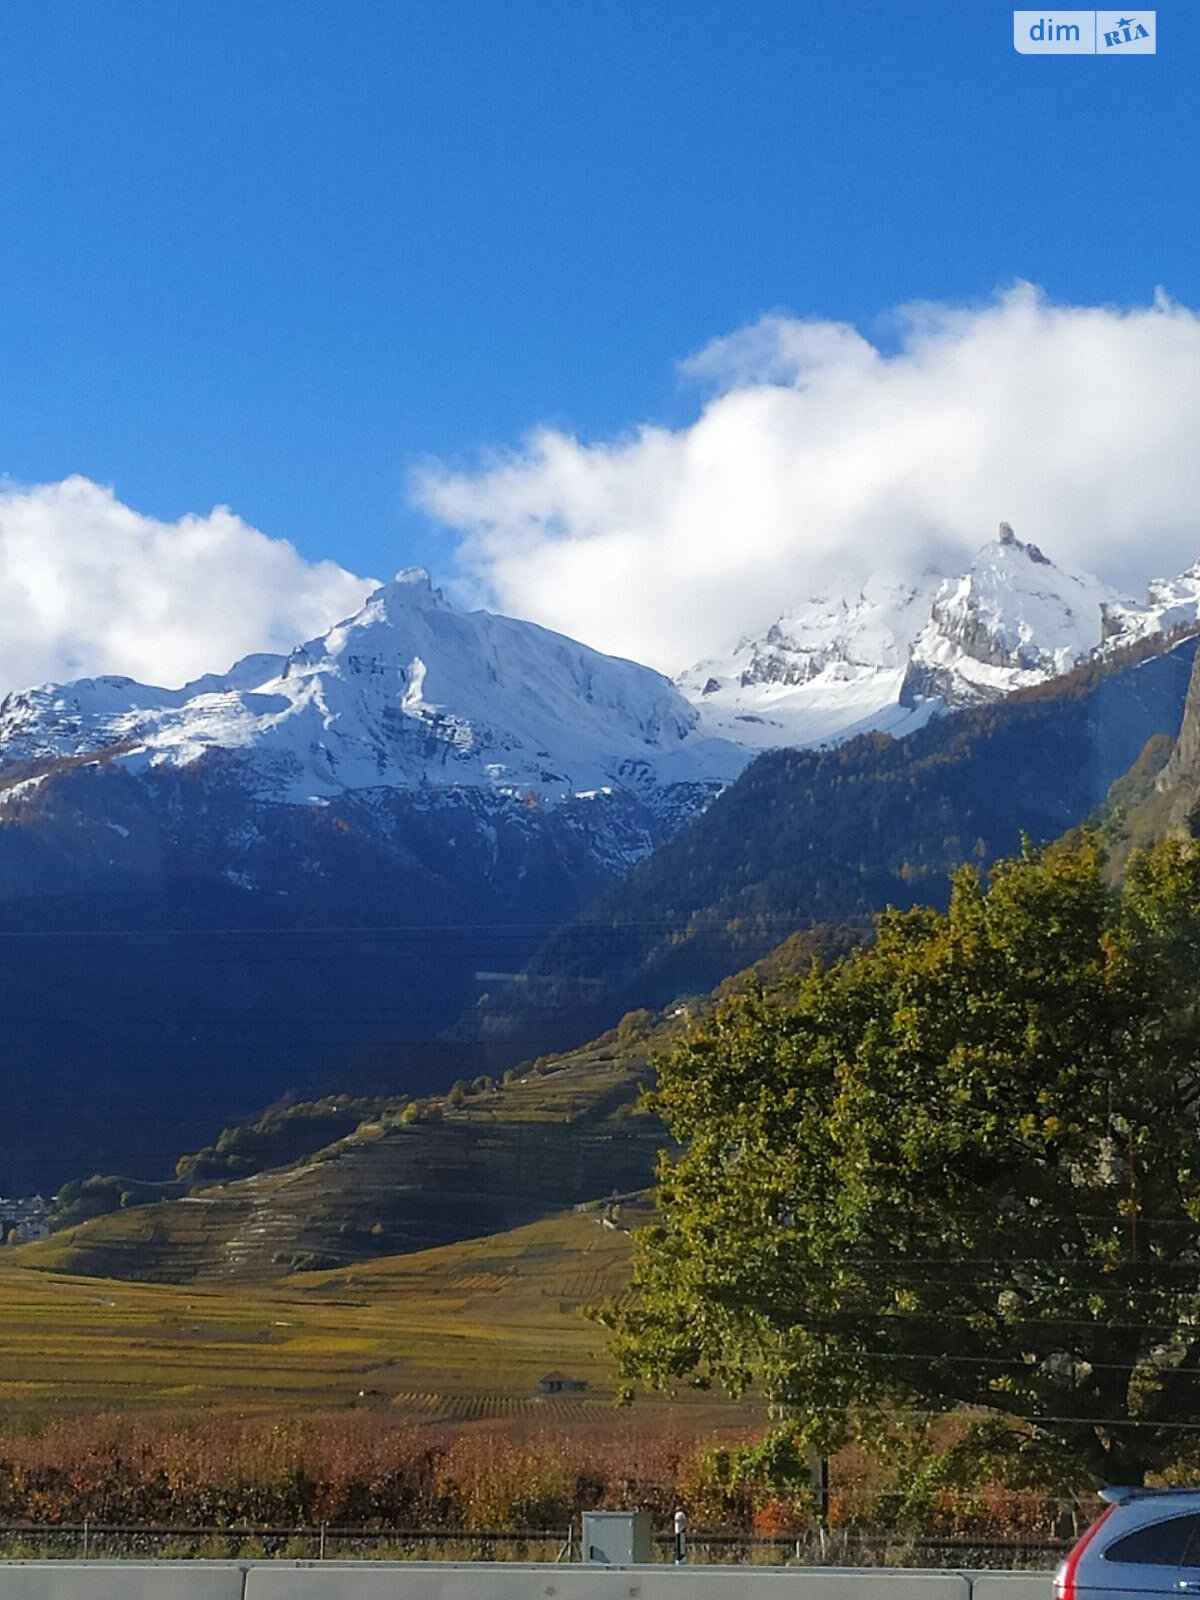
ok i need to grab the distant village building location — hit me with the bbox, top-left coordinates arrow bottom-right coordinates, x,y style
0,1195 -> 50,1243
537,1371 -> 587,1395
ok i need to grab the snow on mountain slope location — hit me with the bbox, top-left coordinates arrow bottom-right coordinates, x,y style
5,534 -> 1200,807
678,570 -> 945,749
0,570 -> 747,808
1102,563 -> 1200,651
678,523 -> 1200,750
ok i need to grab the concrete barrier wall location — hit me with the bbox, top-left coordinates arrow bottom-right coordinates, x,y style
0,1564 -> 246,1599
245,1564 -> 974,1600
968,1578 -> 1053,1599
0,1561 -> 1052,1599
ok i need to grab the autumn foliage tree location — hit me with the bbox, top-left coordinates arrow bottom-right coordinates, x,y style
611,836 -> 1200,1486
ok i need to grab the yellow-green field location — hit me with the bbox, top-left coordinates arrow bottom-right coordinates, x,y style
0,1202 -> 757,1435
0,1038 -> 756,1436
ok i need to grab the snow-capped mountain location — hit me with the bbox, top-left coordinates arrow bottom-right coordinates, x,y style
7,534 -> 1196,814
679,524 -> 1200,750
0,568 -> 745,811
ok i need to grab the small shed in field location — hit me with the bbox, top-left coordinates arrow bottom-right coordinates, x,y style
537,1371 -> 587,1395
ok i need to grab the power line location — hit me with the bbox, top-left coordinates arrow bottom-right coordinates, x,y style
836,1207 -> 1200,1230
720,1280 -> 1200,1302
0,915 -> 868,941
800,1347 -> 1200,1378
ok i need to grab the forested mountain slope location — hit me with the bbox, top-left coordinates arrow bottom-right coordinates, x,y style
485,632 -> 1199,1047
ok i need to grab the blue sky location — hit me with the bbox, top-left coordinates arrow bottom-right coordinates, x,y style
2,0 -> 1196,597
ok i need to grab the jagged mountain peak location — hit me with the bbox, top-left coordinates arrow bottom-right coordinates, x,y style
902,523 -> 1125,706
369,566 -> 450,611
676,563 -> 946,749
996,519 -> 1050,564
962,521 -> 1089,597
1100,562 -> 1200,653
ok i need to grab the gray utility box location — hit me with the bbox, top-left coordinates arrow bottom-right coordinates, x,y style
581,1510 -> 653,1564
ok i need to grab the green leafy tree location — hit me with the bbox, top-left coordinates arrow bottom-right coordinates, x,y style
610,836 -> 1200,1485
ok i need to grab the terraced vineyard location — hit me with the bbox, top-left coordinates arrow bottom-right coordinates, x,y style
388,1393 -> 610,1424
17,928 -> 823,1295
18,1051 -> 667,1285
0,966 -> 778,1442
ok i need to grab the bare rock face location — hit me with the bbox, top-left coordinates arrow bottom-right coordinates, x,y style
899,656 -> 995,709
1158,645 -> 1200,833
999,520 -> 1051,566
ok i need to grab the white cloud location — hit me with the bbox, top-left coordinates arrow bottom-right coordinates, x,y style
0,476 -> 374,692
417,285 -> 1200,674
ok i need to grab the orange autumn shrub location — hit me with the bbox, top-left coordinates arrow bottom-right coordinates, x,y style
0,1413 -> 1087,1540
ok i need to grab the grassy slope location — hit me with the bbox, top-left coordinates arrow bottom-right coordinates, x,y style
0,1201 -> 756,1432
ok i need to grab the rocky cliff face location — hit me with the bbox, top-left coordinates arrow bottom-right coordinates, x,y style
1155,644 -> 1200,834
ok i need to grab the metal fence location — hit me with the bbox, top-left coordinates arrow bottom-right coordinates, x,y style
0,1524 -> 1067,1569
